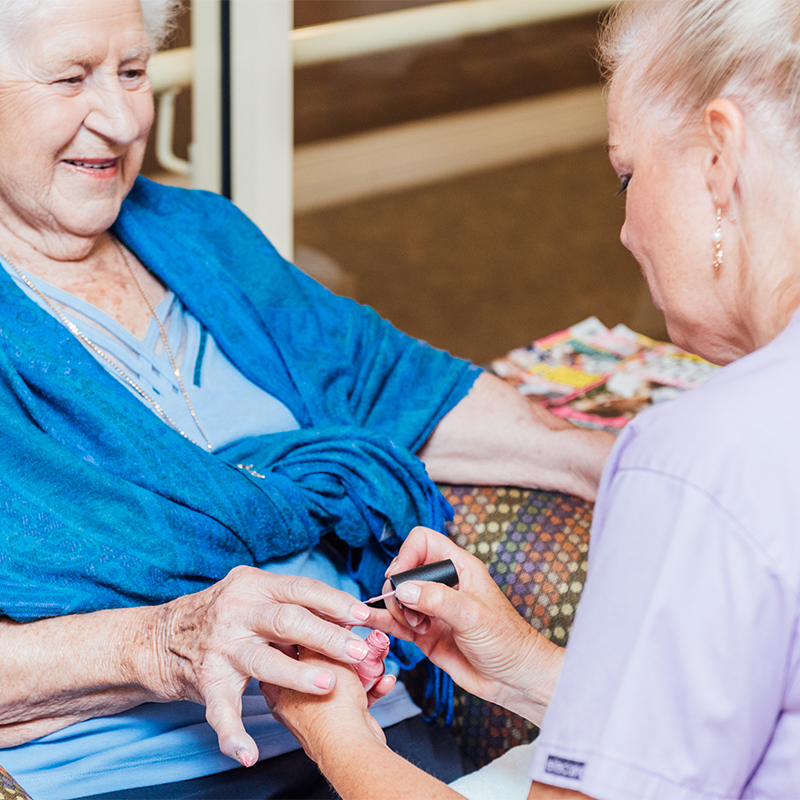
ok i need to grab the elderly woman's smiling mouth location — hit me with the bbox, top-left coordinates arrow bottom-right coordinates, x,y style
61,156 -> 124,178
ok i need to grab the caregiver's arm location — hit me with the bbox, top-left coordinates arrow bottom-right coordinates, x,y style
0,567 -> 375,767
264,651 -> 589,800
419,373 -> 614,501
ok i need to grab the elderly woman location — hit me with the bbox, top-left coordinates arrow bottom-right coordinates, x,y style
0,0 -> 614,797
263,1 -> 800,798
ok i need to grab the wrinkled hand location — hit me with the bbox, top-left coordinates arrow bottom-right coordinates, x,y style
367,528 -> 562,722
137,566 -> 376,768
260,648 -> 389,766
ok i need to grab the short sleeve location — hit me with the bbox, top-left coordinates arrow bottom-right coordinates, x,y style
529,467 -> 796,800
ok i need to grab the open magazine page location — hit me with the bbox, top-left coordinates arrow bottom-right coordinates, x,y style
491,317 -> 719,434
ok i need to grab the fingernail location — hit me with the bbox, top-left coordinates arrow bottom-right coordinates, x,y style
384,557 -> 399,578
351,604 -> 370,621
314,672 -> 332,690
347,639 -> 369,660
236,750 -> 254,768
405,611 -> 420,628
395,582 -> 420,604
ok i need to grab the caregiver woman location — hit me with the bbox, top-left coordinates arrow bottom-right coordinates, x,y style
264,0 -> 800,798
0,0 -> 612,797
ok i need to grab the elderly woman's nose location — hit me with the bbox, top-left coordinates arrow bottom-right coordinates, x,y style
84,81 -> 144,144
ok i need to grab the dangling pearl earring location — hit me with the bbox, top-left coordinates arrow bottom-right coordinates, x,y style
712,207 -> 723,269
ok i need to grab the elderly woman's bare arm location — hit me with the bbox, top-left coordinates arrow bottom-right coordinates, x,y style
419,372 -> 614,501
0,608 -> 159,746
0,567 -> 375,767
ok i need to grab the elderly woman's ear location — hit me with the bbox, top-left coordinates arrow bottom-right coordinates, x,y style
703,97 -> 746,210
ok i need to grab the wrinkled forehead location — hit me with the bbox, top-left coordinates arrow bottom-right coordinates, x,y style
4,0 -> 150,63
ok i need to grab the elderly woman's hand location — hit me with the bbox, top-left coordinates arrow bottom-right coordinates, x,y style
368,528 -> 563,725
135,566 -> 375,768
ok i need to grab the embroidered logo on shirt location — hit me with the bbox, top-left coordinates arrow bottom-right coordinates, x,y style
545,755 -> 585,780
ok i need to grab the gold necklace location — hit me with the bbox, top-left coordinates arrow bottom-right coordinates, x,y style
1,243 -> 214,452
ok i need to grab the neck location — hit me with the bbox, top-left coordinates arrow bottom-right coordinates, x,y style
734,237 -> 800,356
747,279 -> 800,351
0,222 -> 107,275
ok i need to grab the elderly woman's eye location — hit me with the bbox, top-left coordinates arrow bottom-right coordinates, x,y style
617,174 -> 632,195
59,76 -> 83,85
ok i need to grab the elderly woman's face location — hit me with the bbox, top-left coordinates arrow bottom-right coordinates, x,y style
607,85 -> 743,364
0,0 -> 153,242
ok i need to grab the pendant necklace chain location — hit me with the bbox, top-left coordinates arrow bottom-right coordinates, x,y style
113,238 -> 213,451
1,238 -> 214,452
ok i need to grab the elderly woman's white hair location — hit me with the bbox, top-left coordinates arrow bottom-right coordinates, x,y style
597,0 -> 800,158
0,0 -> 183,50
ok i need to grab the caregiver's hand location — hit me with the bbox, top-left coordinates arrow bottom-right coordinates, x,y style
140,566 -> 375,768
260,647 -> 388,766
372,528 -> 563,725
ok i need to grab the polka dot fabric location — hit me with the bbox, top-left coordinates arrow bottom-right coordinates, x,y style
445,486 -> 591,648
405,484 -> 593,767
0,766 -> 32,800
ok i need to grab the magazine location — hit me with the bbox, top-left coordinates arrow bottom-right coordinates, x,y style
491,317 -> 720,434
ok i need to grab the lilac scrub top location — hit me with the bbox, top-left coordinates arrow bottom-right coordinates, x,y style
530,311 -> 800,799
0,265 -> 420,798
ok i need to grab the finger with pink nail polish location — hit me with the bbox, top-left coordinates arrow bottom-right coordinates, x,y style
314,671 -> 333,691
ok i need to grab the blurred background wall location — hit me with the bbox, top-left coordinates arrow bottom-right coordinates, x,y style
144,1 -> 667,366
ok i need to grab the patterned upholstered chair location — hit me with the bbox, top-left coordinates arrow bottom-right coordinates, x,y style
0,766 -> 32,800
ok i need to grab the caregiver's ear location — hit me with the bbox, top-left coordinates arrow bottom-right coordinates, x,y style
703,97 -> 745,208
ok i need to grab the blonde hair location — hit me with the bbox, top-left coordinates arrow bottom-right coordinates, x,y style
597,0 -> 800,159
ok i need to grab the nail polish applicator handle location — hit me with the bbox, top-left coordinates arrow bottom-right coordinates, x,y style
390,559 -> 459,591
366,559 -> 459,605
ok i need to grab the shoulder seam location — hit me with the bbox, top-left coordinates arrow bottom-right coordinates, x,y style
616,465 -> 800,607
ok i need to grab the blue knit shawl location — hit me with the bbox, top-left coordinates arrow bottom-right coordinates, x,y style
0,178 -> 480,623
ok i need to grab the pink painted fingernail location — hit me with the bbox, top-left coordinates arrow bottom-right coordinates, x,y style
314,672 -> 332,690
236,750 -> 254,768
351,604 -> 370,621
396,582 -> 420,604
347,639 -> 369,660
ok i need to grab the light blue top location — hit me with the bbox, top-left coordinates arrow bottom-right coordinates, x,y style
0,263 -> 419,798
3,269 -> 302,450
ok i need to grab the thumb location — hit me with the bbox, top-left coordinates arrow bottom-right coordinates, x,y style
394,580 -> 477,634
205,682 -> 260,768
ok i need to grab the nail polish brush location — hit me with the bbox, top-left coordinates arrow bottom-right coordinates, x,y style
365,559 -> 459,605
